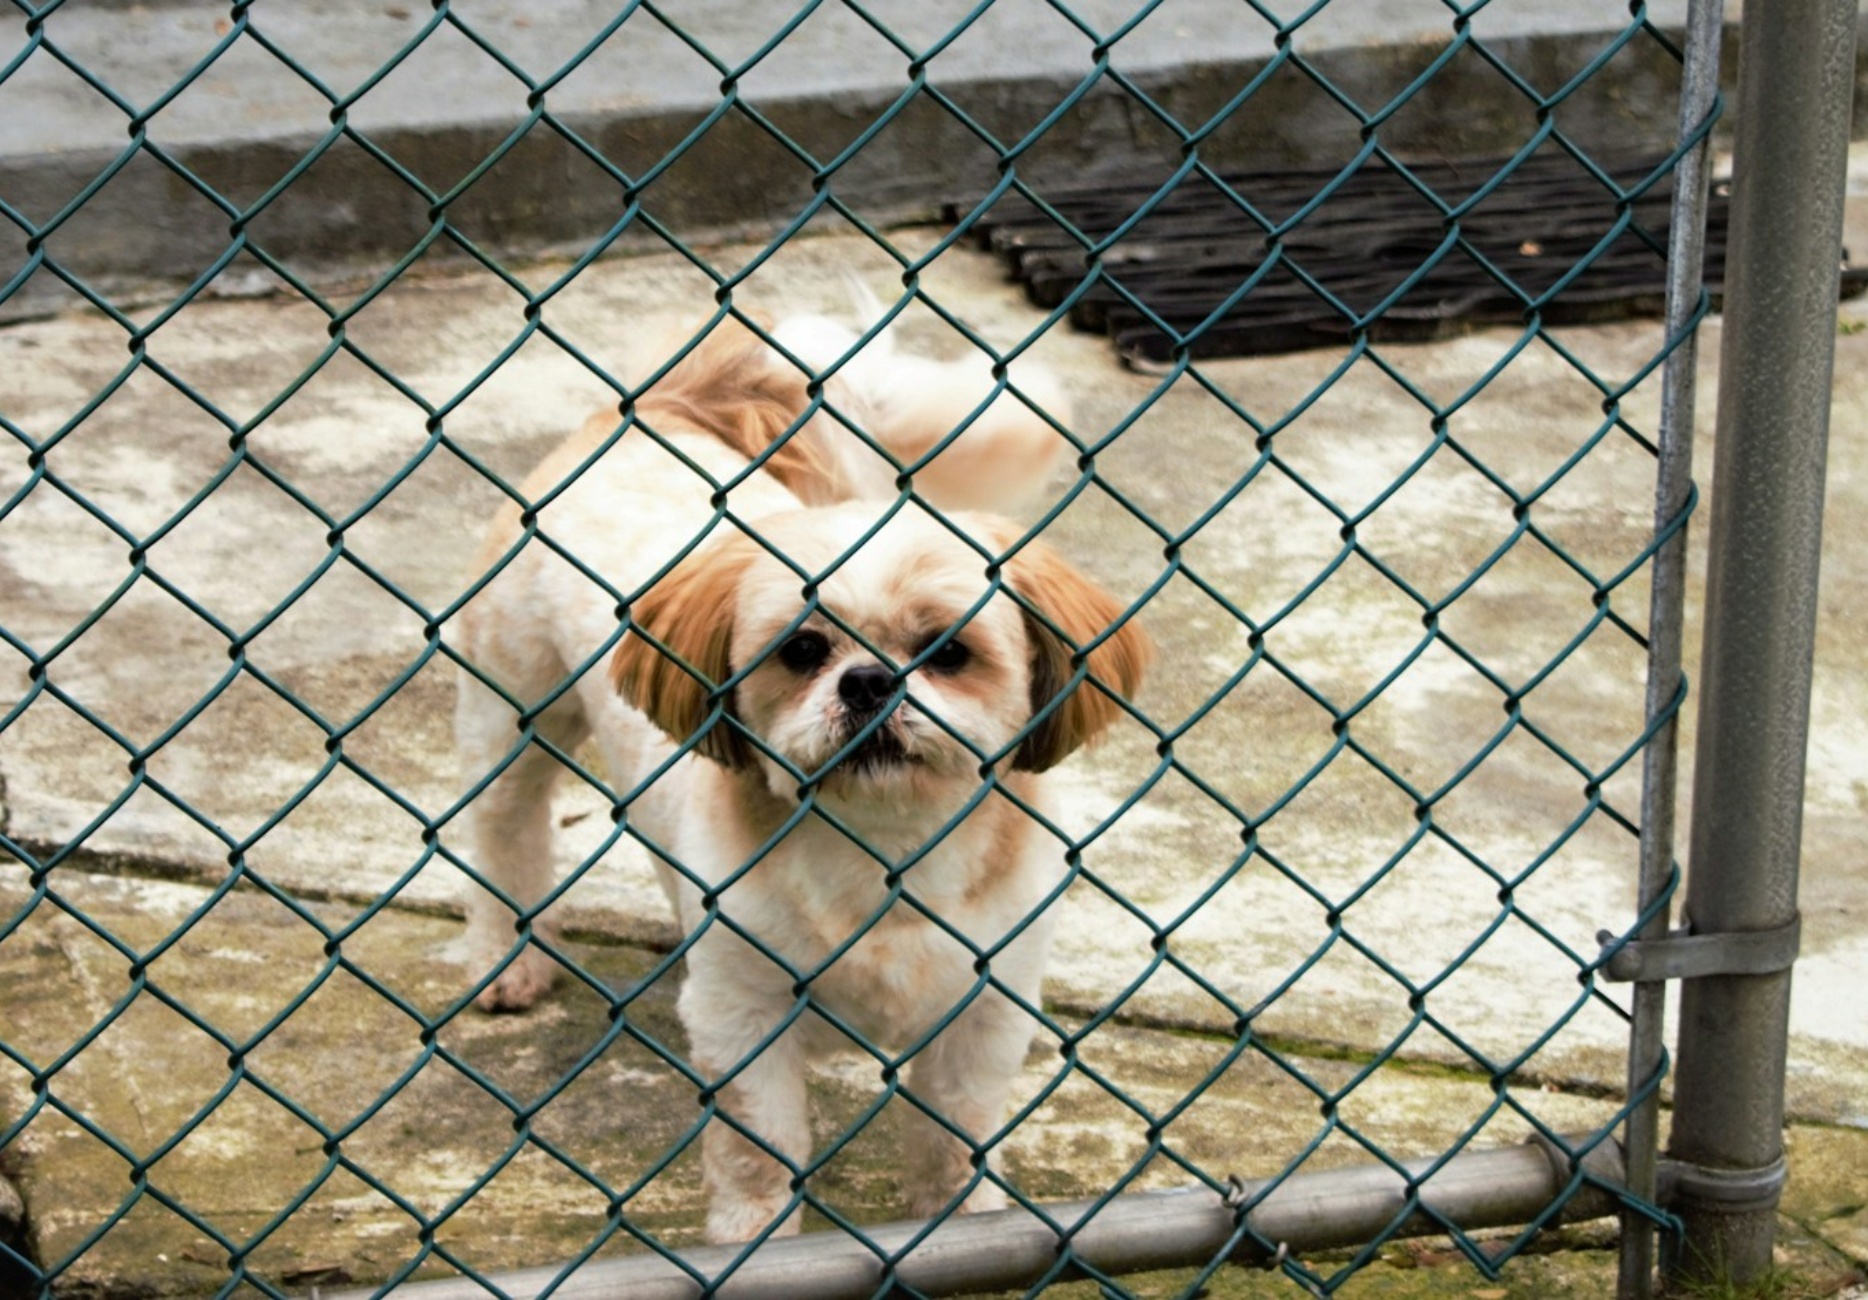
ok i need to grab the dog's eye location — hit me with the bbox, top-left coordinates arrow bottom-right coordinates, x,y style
777,631 -> 831,673
923,638 -> 971,673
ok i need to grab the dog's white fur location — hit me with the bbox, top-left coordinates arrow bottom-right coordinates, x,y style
454,313 -> 1149,1242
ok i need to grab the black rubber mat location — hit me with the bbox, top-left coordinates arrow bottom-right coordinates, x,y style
950,153 -> 1868,363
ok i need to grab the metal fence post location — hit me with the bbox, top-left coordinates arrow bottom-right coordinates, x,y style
1668,0 -> 1859,1286
1620,3 -> 1725,1297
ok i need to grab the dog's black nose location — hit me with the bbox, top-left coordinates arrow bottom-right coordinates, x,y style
837,663 -> 896,715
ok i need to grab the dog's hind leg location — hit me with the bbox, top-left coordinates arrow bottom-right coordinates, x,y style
570,671 -> 694,923
456,670 -> 589,1012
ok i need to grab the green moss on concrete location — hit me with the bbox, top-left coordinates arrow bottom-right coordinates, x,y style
1779,1125 -> 1868,1275
6,868 -> 1867,1298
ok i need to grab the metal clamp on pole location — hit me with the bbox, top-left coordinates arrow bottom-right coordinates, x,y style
1659,1154 -> 1790,1217
1595,913 -> 1801,985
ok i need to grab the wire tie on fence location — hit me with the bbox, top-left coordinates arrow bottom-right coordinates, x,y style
1222,1173 -> 1293,1271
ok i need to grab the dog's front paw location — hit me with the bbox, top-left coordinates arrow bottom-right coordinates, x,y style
705,1194 -> 801,1245
908,1176 -> 1005,1222
958,1181 -> 1008,1216
473,948 -> 558,1013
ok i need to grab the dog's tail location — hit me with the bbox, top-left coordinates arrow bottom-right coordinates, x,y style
769,271 -> 895,380
771,277 -> 1075,515
636,318 -> 834,499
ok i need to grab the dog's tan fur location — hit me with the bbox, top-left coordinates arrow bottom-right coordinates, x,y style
456,313 -> 1148,1242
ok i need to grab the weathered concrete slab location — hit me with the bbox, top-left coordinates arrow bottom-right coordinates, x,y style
4,0 -> 1780,312
0,867 -> 1636,1294
0,228 -> 1675,1083
2,0 -> 1707,157
7,212 -> 1866,1082
5,863 -> 1866,1299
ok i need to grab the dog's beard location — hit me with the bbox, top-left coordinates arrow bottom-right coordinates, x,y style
824,707 -> 937,788
756,700 -> 983,825
842,722 -> 917,775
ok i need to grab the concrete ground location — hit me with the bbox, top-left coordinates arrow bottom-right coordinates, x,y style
4,0 -> 1723,310
2,4 -> 1866,1298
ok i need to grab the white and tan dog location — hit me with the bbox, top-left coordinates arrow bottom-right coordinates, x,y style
454,313 -> 1149,1242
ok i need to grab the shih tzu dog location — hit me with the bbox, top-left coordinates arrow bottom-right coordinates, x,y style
454,311 -> 1149,1242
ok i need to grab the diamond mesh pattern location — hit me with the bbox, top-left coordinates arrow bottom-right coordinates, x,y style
0,2 -> 1712,1295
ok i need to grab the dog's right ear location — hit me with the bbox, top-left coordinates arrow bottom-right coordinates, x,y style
610,536 -> 757,769
965,516 -> 1152,774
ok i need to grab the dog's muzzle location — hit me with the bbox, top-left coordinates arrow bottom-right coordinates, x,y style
835,664 -> 917,768
837,663 -> 897,717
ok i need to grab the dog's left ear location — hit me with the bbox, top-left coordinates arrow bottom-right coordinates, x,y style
991,530 -> 1153,774
610,536 -> 757,768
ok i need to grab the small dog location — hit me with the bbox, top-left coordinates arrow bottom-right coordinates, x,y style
454,312 -> 1149,1242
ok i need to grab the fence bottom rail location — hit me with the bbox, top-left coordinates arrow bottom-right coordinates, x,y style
329,1133 -> 1628,1300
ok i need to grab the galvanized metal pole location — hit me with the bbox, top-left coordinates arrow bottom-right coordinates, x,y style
1620,4 -> 1725,1298
1668,0 -> 1858,1287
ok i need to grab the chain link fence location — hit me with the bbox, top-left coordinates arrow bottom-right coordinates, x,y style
4,0 -> 1841,1296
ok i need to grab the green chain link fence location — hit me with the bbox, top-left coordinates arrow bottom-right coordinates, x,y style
0,0 -> 1751,1295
